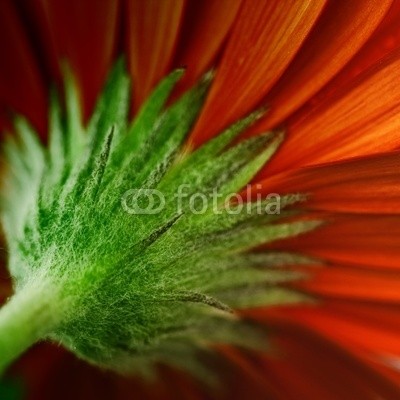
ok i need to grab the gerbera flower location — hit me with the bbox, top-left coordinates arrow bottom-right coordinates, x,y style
1,0 -> 400,399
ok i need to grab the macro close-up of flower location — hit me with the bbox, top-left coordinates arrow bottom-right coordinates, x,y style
1,0 -> 400,399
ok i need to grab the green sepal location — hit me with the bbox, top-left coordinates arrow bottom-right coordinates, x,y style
0,63 -> 318,380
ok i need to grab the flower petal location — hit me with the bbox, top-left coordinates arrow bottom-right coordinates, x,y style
189,0 -> 327,145
270,214 -> 400,270
266,322 -> 400,399
0,0 -> 47,136
36,0 -> 120,120
126,0 -> 186,112
301,0 -> 400,110
263,49 -> 400,175
0,272 -> 11,303
0,107 -> 12,134
267,303 -> 400,358
294,266 -> 400,303
258,151 -> 400,214
254,0 -> 393,131
172,0 -> 242,95
218,347 -> 284,399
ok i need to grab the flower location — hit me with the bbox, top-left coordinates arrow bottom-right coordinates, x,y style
1,0 -> 400,399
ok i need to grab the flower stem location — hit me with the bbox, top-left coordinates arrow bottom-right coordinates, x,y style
0,281 -> 61,375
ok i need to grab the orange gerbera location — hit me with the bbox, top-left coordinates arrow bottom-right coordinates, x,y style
1,1 -> 400,399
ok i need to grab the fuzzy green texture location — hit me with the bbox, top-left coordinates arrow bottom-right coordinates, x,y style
0,61 -> 317,379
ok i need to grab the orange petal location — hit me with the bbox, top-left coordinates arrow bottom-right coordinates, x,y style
270,214 -> 400,270
266,303 -> 400,357
294,266 -> 400,303
36,0 -> 120,120
237,311 -> 400,400
296,0 -> 400,114
348,0 -> 400,72
263,49 -> 400,175
126,0 -> 186,112
253,0 -> 393,131
262,322 -> 400,399
246,302 -> 400,394
0,0 -> 47,136
189,0 -> 327,145
258,151 -> 400,214
172,0 -> 242,96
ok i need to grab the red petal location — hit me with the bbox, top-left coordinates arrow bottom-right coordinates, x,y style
0,267 -> 11,302
296,0 -> 400,115
0,0 -> 47,136
189,0 -> 327,145
246,303 -> 400,394
270,214 -> 400,270
172,0 -> 242,95
264,323 -> 400,399
294,266 -> 400,303
253,0 -> 393,131
266,303 -> 400,357
218,347 -> 285,399
258,151 -> 400,214
126,0 -> 186,112
36,0 -> 120,120
263,49 -> 400,175
0,107 -> 12,135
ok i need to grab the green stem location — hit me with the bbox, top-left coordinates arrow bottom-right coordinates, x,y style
0,281 -> 61,375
